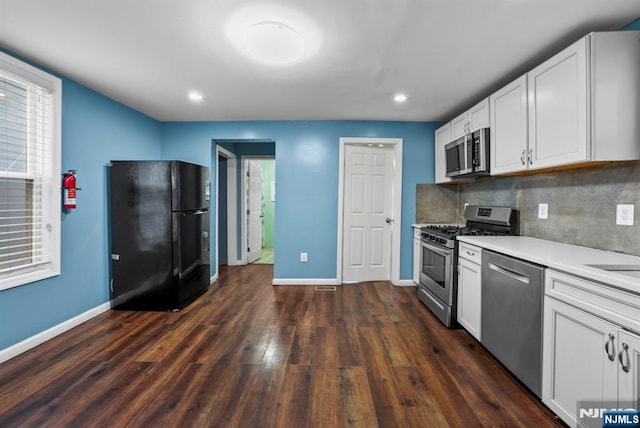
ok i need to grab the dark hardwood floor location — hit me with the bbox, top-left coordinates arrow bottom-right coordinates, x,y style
0,264 -> 564,427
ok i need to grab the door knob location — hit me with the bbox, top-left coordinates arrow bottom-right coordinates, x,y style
385,218 -> 394,224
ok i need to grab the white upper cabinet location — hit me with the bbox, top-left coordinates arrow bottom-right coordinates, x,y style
528,31 -> 640,172
451,112 -> 468,140
451,98 -> 490,140
528,37 -> 589,169
435,122 -> 452,184
490,75 -> 529,175
468,99 -> 490,132
440,30 -> 639,181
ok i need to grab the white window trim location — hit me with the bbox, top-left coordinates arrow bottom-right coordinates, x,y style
0,52 -> 62,291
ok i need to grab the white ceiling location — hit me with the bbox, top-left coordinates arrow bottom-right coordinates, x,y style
1,0 -> 639,122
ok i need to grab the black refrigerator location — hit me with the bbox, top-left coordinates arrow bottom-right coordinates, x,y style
109,160 -> 210,311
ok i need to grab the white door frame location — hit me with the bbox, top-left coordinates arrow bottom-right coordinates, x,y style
216,145 -> 238,266
240,156 -> 275,265
337,137 -> 403,285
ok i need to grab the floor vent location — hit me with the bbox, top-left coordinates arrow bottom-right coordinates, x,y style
314,286 -> 337,291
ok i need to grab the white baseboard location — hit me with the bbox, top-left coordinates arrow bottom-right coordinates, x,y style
0,301 -> 111,364
393,280 -> 418,287
210,273 -> 219,284
272,278 -> 341,286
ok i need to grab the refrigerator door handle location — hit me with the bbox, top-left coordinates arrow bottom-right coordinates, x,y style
182,209 -> 207,216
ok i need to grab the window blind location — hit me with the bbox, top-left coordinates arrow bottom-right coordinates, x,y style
0,72 -> 54,279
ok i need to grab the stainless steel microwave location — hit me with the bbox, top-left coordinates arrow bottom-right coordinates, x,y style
445,128 -> 490,178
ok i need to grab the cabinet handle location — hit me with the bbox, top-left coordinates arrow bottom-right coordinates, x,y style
520,150 -> 526,165
618,343 -> 631,373
605,334 -> 616,361
466,250 -> 475,257
528,148 -> 533,165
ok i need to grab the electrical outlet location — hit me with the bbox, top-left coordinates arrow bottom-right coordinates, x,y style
538,203 -> 548,219
300,252 -> 308,262
616,204 -> 634,226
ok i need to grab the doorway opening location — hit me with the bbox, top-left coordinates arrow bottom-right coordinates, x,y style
215,145 -> 237,268
214,139 -> 275,269
243,158 -> 275,265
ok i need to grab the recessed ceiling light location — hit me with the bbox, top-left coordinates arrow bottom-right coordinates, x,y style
378,144 -> 385,147
244,21 -> 304,65
188,92 -> 204,101
0,92 -> 6,98
393,93 -> 408,103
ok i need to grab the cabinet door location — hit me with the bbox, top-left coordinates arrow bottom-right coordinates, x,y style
468,98 -> 490,132
413,231 -> 421,285
435,123 -> 452,184
457,257 -> 482,341
543,297 -> 618,427
618,329 -> 640,409
490,75 -> 528,175
528,37 -> 588,170
451,112 -> 468,140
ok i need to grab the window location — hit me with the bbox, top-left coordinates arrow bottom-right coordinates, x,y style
0,52 -> 61,291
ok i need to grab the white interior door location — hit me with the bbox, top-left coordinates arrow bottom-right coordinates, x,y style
342,145 -> 394,282
247,160 -> 263,263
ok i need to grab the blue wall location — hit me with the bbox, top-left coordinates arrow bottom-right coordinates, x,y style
623,18 -> 640,30
161,121 -> 437,281
0,52 -> 162,350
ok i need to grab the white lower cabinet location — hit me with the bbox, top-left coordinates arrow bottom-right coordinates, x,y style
413,228 -> 420,285
543,270 -> 640,427
617,329 -> 640,407
543,297 -> 618,426
456,243 -> 482,340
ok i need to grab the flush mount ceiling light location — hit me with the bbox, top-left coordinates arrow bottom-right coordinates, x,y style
244,21 -> 305,64
226,5 -> 322,66
188,92 -> 204,101
393,93 -> 408,103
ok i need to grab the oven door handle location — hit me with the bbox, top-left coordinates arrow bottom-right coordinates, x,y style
421,241 -> 451,258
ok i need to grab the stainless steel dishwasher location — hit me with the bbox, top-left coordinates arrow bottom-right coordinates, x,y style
481,250 -> 545,398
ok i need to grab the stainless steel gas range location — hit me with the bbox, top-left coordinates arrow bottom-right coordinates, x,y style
418,205 -> 517,327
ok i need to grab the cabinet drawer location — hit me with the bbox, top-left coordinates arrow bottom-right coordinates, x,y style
459,243 -> 482,264
545,269 -> 640,333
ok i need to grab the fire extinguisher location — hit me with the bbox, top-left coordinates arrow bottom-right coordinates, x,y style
62,170 -> 78,211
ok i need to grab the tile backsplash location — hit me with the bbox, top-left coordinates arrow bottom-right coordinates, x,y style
416,161 -> 640,256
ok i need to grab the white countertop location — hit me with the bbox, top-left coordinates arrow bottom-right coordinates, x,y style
457,236 -> 640,295
412,223 -> 460,228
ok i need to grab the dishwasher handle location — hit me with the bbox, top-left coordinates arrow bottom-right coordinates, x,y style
488,262 -> 531,285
